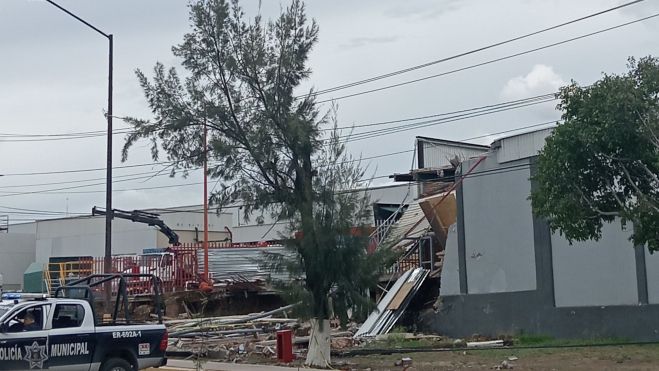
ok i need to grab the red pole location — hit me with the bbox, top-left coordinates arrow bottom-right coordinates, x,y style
203,122 -> 209,282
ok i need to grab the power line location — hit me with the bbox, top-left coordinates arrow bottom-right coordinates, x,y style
0,167 -> 186,189
339,99 -> 558,143
0,128 -> 134,142
461,120 -> 558,141
305,0 -> 644,98
0,116 -> 555,198
0,150 -> 410,191
0,129 -> 550,222
103,164 -> 536,216
316,12 -> 659,104
4,5 -> 648,152
0,94 -> 549,181
4,182 -> 206,196
111,93 -> 556,148
0,170 -> 203,197
14,93 -> 552,141
0,120 -> 559,202
0,160 -> 178,177
0,127 -> 132,137
0,205 -> 86,215
0,149 -> 407,192
0,210 -> 87,216
325,93 -> 556,132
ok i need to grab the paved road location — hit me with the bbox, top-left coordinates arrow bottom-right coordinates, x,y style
151,358 -> 324,371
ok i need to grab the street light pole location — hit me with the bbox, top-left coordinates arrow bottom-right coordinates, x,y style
105,35 -> 113,276
45,1 -> 114,274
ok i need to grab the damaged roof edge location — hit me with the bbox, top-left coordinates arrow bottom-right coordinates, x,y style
416,136 -> 491,150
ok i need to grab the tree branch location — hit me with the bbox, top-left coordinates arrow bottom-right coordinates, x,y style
619,162 -> 659,213
576,187 -> 620,217
205,15 -> 279,191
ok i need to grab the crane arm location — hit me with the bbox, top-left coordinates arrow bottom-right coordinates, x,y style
92,206 -> 180,246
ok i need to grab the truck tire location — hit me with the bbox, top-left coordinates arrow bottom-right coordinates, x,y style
101,357 -> 133,371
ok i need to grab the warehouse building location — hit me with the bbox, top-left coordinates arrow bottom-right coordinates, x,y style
0,183 -> 415,290
401,128 -> 659,340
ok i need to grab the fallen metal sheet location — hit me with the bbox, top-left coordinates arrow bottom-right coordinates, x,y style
354,269 -> 412,338
467,340 -> 504,348
387,281 -> 416,310
354,268 -> 429,338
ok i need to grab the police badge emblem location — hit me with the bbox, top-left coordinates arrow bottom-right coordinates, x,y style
24,341 -> 48,369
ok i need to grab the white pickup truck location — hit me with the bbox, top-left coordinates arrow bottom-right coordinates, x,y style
0,291 -> 167,370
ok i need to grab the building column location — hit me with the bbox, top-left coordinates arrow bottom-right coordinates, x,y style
635,244 -> 649,305
529,159 -> 555,305
456,179 -> 468,295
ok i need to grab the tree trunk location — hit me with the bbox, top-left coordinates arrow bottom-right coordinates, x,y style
305,318 -> 331,368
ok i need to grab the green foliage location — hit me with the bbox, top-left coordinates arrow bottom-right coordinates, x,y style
532,56 -> 659,251
515,334 -> 630,347
516,334 -> 554,346
365,334 -> 449,350
390,325 -> 409,334
121,0 -> 389,325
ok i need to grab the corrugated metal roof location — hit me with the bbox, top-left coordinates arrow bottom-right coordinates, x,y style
418,137 -> 489,168
381,200 -> 430,250
202,246 -> 292,282
493,127 -> 554,163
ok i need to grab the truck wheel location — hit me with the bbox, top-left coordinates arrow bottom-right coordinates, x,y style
101,357 -> 133,371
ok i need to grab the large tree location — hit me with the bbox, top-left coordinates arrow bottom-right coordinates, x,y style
121,0 -> 387,367
532,56 -> 659,251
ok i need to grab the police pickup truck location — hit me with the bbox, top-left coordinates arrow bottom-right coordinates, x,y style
0,274 -> 168,371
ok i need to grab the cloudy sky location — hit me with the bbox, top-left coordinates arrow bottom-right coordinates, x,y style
0,0 -> 657,222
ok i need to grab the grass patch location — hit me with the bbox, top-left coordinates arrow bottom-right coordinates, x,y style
363,334 -> 452,350
515,334 -> 631,347
516,334 -> 554,345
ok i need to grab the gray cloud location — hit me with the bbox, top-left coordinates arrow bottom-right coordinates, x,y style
619,0 -> 659,18
0,0 -> 657,220
339,36 -> 398,50
383,0 -> 464,20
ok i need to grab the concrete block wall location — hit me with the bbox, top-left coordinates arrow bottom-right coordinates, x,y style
460,156 -> 537,294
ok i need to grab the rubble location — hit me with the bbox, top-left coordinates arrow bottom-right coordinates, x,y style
394,357 -> 414,370
493,359 -> 514,370
452,338 -> 467,347
164,304 -> 361,362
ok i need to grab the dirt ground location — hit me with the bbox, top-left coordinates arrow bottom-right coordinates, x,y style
332,344 -> 659,370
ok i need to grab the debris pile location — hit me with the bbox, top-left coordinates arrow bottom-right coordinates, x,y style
165,304 -> 361,362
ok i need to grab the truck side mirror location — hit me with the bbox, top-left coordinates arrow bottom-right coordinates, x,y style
0,323 -> 8,333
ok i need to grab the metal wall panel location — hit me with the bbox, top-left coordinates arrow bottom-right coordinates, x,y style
421,141 -> 489,169
495,128 -> 553,164
202,246 -> 292,282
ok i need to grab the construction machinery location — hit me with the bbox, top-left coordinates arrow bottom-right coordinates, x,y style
42,208 -> 198,295
92,207 -> 180,246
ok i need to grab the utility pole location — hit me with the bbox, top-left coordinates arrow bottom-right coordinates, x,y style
105,34 -> 114,275
203,121 -> 209,281
45,1 -> 114,274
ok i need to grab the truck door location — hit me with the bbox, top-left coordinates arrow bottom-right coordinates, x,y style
0,304 -> 50,370
46,303 -> 95,371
